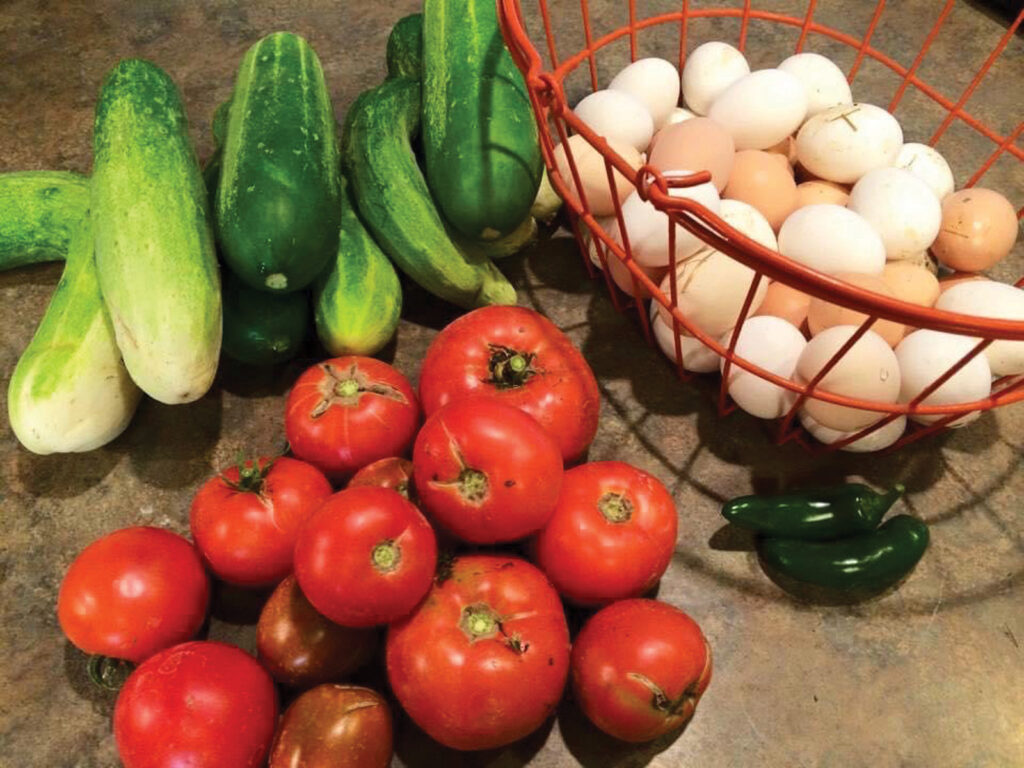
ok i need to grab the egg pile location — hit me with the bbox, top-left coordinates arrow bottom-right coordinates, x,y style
562,43 -> 1021,451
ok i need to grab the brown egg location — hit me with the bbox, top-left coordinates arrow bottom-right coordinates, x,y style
648,117 -> 735,191
766,135 -> 798,166
795,180 -> 850,209
608,254 -> 667,299
807,272 -> 906,347
937,271 -> 985,296
881,261 -> 940,307
553,134 -> 642,217
723,150 -> 799,231
931,188 -> 1018,271
754,281 -> 812,329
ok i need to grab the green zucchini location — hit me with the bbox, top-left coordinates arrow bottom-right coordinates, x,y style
222,271 -> 309,366
0,171 -> 90,270
387,14 -> 423,79
313,175 -> 402,356
217,32 -> 341,293
92,58 -> 221,405
342,76 -> 515,309
8,218 -> 142,454
423,0 -> 542,240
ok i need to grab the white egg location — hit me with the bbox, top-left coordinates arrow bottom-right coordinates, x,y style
894,143 -> 955,201
895,329 -> 992,426
777,52 -> 853,118
650,304 -> 722,373
615,178 -> 721,268
709,69 -> 808,150
800,411 -> 907,452
795,103 -> 903,184
610,58 -> 681,131
718,199 -> 779,251
658,249 -> 769,338
777,205 -> 886,275
574,89 -> 654,152
935,280 -> 1024,375
682,42 -> 750,116
665,107 -> 698,126
795,325 -> 901,431
720,316 -> 807,418
848,168 -> 942,260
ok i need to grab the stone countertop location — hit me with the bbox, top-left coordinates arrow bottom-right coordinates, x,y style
1,1 -> 1022,766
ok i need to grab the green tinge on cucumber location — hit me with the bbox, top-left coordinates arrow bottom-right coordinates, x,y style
387,14 -> 423,80
0,171 -> 90,271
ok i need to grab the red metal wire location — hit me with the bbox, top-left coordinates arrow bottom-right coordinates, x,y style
967,121 -> 1024,189
628,0 -> 637,61
580,0 -> 599,91
888,0 -> 954,112
738,0 -> 752,53
677,0 -> 689,76
847,0 -> 887,83
795,0 -> 818,53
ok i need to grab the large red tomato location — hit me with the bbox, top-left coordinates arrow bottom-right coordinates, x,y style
114,641 -> 278,768
57,527 -> 209,663
190,456 -> 332,587
533,461 -> 677,605
418,306 -> 600,462
348,457 -> 415,501
412,397 -> 563,544
571,599 -> 712,743
386,554 -> 570,751
294,487 -> 437,627
285,357 -> 420,480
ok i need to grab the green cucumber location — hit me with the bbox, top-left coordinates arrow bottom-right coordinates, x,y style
531,167 -> 562,225
0,171 -> 90,270
454,214 -> 538,260
212,99 -> 231,147
217,32 -> 341,293
222,271 -> 309,366
92,58 -> 221,405
8,218 -> 142,454
313,175 -> 402,356
423,0 -> 542,240
387,14 -> 423,79
342,76 -> 515,309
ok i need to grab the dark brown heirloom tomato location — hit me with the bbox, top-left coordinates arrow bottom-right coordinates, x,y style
257,575 -> 377,689
268,684 -> 393,768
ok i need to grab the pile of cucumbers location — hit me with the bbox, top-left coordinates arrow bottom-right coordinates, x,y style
3,3 -> 559,456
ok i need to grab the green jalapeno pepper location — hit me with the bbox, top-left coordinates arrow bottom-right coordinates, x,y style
721,483 -> 904,540
757,514 -> 930,593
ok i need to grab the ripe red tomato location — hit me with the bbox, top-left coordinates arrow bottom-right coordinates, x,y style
412,397 -> 563,543
285,357 -> 420,480
57,527 -> 209,663
294,486 -> 437,627
348,457 -> 415,501
418,306 -> 600,463
257,575 -> 377,689
114,641 -> 278,768
268,684 -> 393,768
190,456 -> 332,587
571,599 -> 712,743
386,554 -> 570,751
533,461 -> 677,605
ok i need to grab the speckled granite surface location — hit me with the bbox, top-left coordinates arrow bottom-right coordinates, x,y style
0,1 -> 1021,766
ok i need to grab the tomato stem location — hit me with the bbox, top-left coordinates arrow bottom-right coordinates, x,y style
371,540 -> 401,573
459,603 -> 500,641
598,492 -> 633,524
220,457 -> 273,494
485,344 -> 537,389
336,378 -> 360,399
458,468 -> 489,504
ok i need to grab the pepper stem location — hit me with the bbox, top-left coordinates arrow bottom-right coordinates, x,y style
598,492 -> 633,523
864,483 -> 906,526
371,540 -> 401,573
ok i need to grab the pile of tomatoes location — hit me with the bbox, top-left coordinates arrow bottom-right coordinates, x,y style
56,306 -> 712,767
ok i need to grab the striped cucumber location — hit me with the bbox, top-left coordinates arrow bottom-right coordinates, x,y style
314,174 -> 402,355
342,76 -> 515,309
0,171 -> 90,270
423,0 -> 542,241
8,218 -> 142,454
92,58 -> 221,405
217,32 -> 341,293
387,14 -> 423,79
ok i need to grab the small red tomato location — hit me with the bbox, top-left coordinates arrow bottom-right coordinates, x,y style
114,641 -> 278,768
294,487 -> 437,627
571,599 -> 712,743
257,575 -> 377,689
285,357 -> 420,480
387,555 -> 570,751
533,461 -> 677,605
413,397 -> 563,543
418,306 -> 600,462
190,456 -> 332,587
348,457 -> 416,501
57,527 -> 209,663
268,684 -> 393,768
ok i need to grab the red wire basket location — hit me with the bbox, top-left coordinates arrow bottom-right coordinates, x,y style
497,0 -> 1024,452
